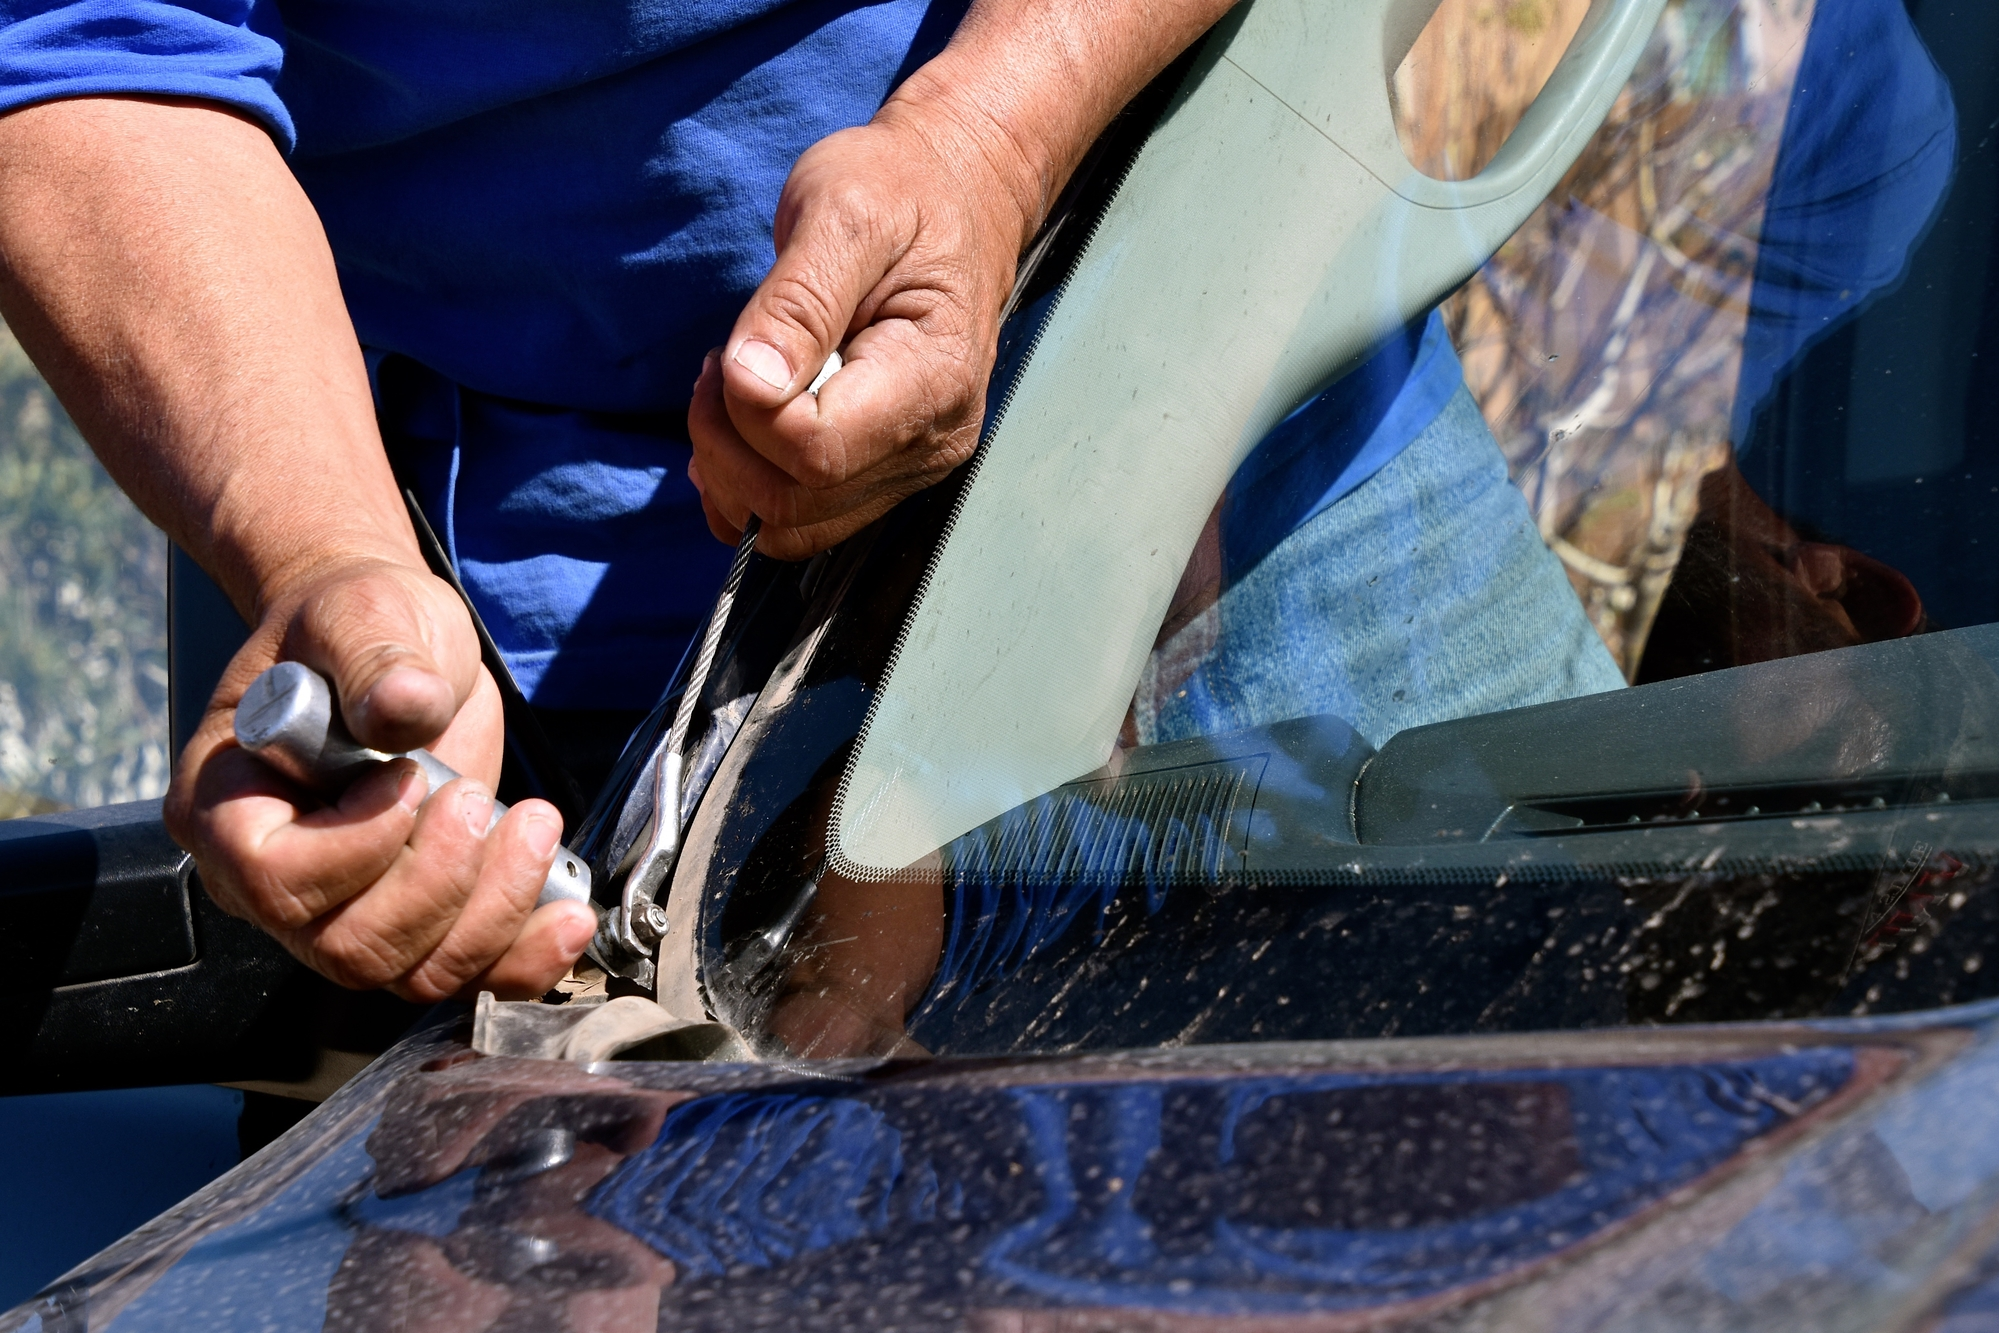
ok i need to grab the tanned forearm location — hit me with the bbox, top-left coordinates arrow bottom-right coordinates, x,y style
0,96 -> 419,627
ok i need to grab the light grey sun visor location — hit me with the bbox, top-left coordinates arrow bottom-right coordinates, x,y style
831,0 -> 1669,878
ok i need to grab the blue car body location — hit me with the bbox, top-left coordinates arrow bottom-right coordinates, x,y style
9,999 -> 1999,1331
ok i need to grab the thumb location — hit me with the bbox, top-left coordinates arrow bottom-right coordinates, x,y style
283,564 -> 480,755
721,178 -> 892,413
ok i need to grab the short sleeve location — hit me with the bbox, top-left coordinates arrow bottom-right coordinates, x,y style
0,0 -> 291,149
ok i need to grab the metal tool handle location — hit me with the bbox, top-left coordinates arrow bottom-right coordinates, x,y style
234,661 -> 594,908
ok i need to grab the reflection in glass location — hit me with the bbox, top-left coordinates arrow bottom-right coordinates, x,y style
1148,0 -> 1957,749
1472,0 -> 1955,683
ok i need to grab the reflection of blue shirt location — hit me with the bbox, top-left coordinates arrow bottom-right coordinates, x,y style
1730,0 -> 1958,444
587,1092 -> 936,1277
1221,311 -> 1464,585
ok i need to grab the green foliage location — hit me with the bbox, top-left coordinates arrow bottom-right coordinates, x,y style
0,323 -> 167,810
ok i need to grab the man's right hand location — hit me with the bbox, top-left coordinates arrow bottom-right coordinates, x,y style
165,559 -> 599,1001
0,96 -> 595,999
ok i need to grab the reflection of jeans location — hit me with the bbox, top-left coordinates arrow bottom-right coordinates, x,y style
1139,385 -> 1625,749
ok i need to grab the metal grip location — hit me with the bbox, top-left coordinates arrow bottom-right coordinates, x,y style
234,662 -> 594,908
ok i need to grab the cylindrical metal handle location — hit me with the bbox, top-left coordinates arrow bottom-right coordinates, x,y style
234,662 -> 593,908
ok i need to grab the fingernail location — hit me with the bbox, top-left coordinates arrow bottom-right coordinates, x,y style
521,808 -> 561,860
557,908 -> 598,957
396,767 -> 427,814
732,339 -> 792,391
460,785 -> 494,838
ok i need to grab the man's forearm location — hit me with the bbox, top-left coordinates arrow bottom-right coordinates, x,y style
0,95 -> 574,1000
886,0 -> 1239,252
0,95 -> 420,622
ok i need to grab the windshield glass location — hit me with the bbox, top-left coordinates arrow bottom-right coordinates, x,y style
641,0 -> 1999,1061
1133,0 -> 1958,744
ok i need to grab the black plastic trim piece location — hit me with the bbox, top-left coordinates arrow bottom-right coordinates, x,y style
0,801 -> 330,1094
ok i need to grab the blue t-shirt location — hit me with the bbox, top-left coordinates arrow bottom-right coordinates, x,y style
0,0 -> 1959,708
0,0 -> 971,706
0,0 -> 968,411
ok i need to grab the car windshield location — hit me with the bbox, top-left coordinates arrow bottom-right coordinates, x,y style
607,0 -> 1999,1062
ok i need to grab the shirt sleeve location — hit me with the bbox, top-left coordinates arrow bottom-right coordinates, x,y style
0,0 -> 292,149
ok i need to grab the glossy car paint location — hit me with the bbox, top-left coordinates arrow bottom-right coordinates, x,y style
8,1002 -> 1999,1332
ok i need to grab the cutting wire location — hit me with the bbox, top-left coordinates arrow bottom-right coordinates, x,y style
609,513 -> 761,955
594,348 -> 841,975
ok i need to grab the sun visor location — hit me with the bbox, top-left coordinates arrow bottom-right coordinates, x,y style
830,0 -> 1669,878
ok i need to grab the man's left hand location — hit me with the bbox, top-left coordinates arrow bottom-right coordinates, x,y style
687,98 -> 1026,560
688,0 -> 1238,560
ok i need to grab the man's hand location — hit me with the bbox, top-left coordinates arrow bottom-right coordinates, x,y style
687,107 -> 1020,559
166,559 -> 598,1001
0,97 -> 594,999
690,0 -> 1238,559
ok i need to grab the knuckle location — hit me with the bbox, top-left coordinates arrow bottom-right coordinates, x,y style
394,969 -> 460,1006
739,470 -> 808,526
248,874 -> 323,932
924,429 -> 980,477
405,933 -> 492,1001
194,876 -> 253,923
314,926 -> 410,993
762,487 -> 820,533
763,528 -> 826,562
761,275 -> 843,350
790,440 -> 851,492
803,173 -> 888,244
297,568 -> 405,643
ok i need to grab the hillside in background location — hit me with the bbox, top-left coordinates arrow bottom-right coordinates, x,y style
0,321 -> 168,813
